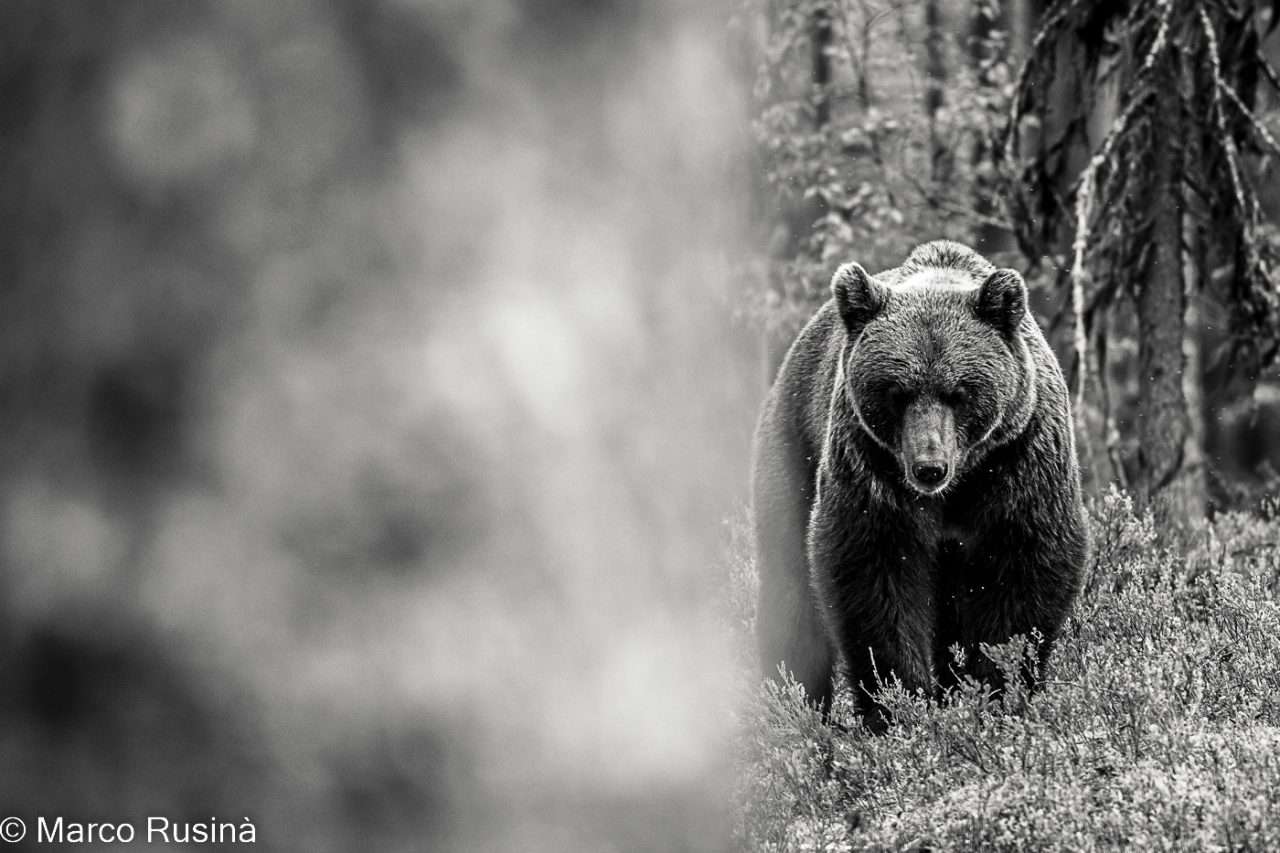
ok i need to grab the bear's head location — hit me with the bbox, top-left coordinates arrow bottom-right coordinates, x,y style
832,258 -> 1032,496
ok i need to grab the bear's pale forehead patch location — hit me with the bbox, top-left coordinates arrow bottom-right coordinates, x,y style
897,269 -> 980,291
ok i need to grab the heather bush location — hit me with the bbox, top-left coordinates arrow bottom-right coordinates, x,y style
731,490 -> 1280,850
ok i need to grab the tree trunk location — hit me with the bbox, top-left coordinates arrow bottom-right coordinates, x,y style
969,0 -> 1011,254
1132,72 -> 1205,528
924,0 -> 949,184
811,3 -> 832,129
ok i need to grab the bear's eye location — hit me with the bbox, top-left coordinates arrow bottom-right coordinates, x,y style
883,382 -> 908,406
941,382 -> 974,407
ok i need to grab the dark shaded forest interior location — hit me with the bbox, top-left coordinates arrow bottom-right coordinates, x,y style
3,0 -> 1280,851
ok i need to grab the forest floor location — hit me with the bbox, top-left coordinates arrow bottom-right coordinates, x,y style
726,490 -> 1280,851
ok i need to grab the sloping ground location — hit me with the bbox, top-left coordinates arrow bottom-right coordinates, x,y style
733,491 -> 1280,851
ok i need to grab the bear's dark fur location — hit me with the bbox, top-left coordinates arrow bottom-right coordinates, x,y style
752,240 -> 1087,730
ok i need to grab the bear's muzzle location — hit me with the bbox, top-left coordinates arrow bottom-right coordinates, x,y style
901,398 -> 958,495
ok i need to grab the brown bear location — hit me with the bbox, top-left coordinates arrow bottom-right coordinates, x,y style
752,240 -> 1087,731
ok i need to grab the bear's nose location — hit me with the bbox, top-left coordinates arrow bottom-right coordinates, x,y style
911,461 -> 948,485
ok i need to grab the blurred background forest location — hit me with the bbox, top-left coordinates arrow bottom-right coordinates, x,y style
4,0 -> 1280,851
0,1 -> 756,851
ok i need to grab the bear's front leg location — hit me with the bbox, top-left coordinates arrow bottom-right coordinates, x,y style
807,490 -> 936,732
944,516 -> 1084,700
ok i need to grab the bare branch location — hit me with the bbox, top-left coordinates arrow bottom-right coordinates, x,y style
1217,78 -> 1280,163
1199,8 -> 1251,223
1003,0 -> 1092,160
1255,46 -> 1280,93
1141,0 -> 1174,74
1069,90 -> 1154,422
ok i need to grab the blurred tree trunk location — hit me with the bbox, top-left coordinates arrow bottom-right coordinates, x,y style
811,2 -> 832,128
924,0 -> 949,184
969,0 -> 1012,255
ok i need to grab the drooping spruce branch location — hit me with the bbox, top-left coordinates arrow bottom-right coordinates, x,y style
1003,0 -> 1280,510
1014,0 -> 1280,378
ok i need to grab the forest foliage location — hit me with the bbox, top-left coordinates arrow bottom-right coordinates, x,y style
742,0 -> 1016,336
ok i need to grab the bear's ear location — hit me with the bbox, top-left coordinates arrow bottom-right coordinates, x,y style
973,268 -> 1027,337
831,263 -> 887,335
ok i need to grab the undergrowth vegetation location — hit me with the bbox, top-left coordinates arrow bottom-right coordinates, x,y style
729,490 -> 1280,851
